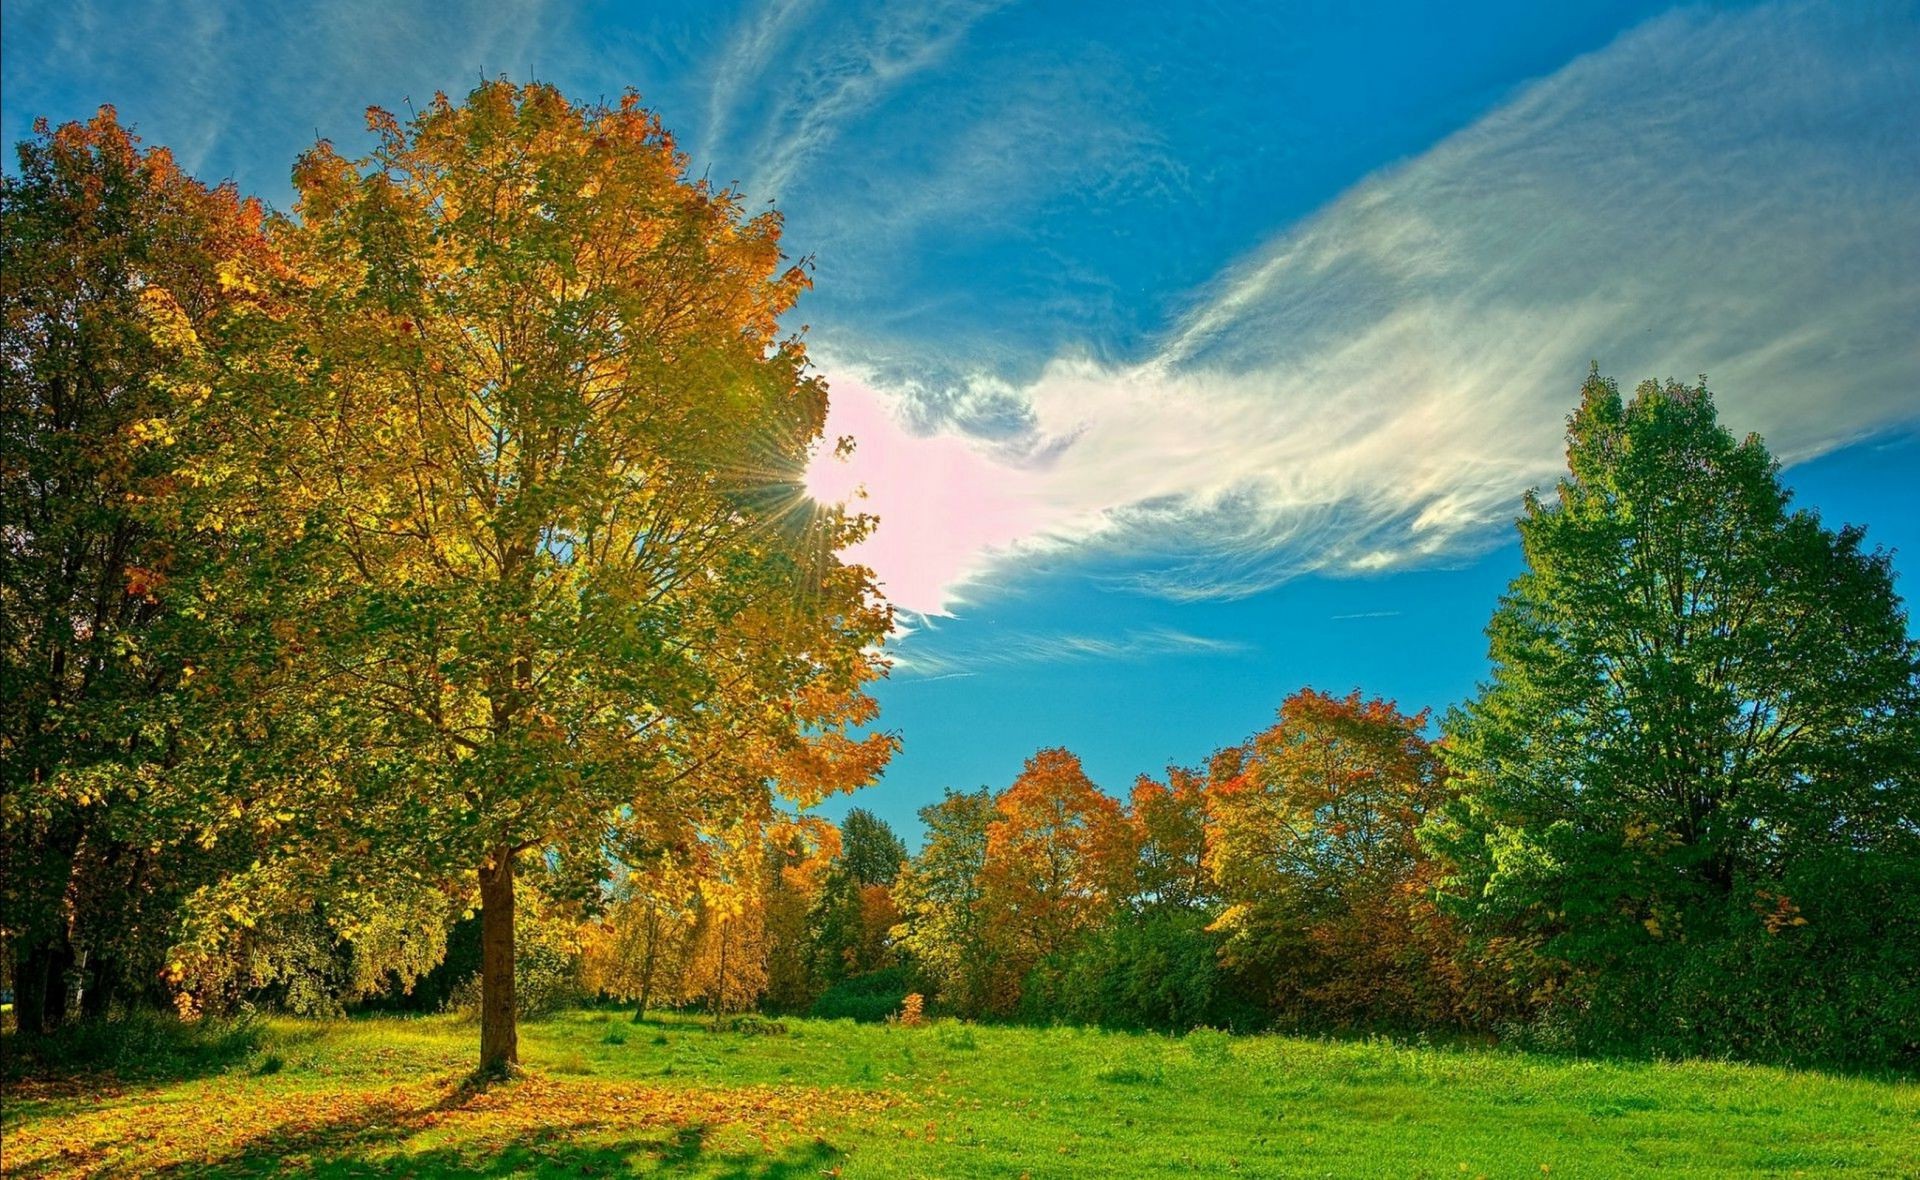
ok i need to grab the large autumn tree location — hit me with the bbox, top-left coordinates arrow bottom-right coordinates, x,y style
166,82 -> 893,1073
0,110 -> 282,1030
1430,370 -> 1920,1064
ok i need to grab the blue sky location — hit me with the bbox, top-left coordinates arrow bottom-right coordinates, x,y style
6,0 -> 1917,836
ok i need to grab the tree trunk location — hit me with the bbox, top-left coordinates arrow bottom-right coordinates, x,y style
632,903 -> 662,1023
478,847 -> 518,1076
15,943 -> 53,1036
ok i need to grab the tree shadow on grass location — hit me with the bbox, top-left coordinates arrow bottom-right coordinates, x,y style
180,1121 -> 843,1179
109,1076 -> 852,1179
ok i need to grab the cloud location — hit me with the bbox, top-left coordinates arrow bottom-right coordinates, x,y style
707,0 -> 1009,201
816,1 -> 1920,614
889,625 -> 1248,678
700,0 -> 815,164
3,0 -> 557,203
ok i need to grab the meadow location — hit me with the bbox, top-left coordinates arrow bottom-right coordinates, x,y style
3,1011 -> 1914,1178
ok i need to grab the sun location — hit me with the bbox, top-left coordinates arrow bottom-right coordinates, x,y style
803,436 -> 863,506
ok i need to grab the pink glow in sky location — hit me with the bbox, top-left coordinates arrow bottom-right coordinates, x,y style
807,376 -> 1044,617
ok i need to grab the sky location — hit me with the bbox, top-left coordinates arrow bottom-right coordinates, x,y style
5,0 -> 1917,837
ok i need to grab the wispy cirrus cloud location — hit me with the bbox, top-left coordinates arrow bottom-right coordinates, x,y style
704,0 -> 1010,201
889,625 -> 1248,679
815,1 -> 1920,615
2,0 -> 557,198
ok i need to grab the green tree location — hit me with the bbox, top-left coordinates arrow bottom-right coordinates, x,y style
0,109 -> 281,1029
1429,370 -> 1920,1063
805,808 -> 906,993
835,808 -> 907,887
166,82 -> 894,1073
891,789 -> 995,1017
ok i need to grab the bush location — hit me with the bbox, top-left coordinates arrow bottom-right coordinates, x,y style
1513,856 -> 1920,1071
1029,911 -> 1257,1032
1,1009 -> 264,1082
443,939 -> 581,1021
810,967 -> 910,1023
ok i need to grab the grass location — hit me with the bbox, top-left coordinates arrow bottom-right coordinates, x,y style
2,1009 -> 1914,1176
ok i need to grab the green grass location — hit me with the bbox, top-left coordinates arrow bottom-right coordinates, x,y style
4,1009 -> 1914,1176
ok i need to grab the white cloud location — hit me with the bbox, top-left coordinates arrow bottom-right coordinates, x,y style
3,0 -> 557,202
710,0 -> 1010,201
818,1 -> 1920,614
889,625 -> 1248,678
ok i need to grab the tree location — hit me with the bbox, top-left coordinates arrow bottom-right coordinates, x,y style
806,807 -> 905,990
891,788 -> 995,1016
1128,766 -> 1212,911
166,82 -> 894,1073
1206,689 -> 1452,1025
1429,370 -> 1920,1062
762,813 -> 840,1012
0,109 -> 281,1030
980,748 -> 1134,1014
835,808 -> 907,887
582,847 -> 702,1021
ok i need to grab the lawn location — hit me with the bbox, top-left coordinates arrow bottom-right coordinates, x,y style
2,1010 -> 1913,1177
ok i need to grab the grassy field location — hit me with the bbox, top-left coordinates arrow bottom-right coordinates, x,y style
2,1010 -> 1914,1177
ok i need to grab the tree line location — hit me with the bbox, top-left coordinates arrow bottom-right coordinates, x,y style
4,84 -> 1916,1075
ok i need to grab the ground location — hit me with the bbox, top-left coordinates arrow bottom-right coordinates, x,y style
1,1010 -> 1914,1177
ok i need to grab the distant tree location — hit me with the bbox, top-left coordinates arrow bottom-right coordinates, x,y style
1128,767 -> 1213,911
891,788 -> 995,1016
805,807 -> 906,991
1206,689 -> 1452,1025
762,815 -> 840,1013
980,749 -> 1135,1015
1429,370 -> 1920,1063
163,82 -> 894,1074
836,808 -> 908,886
582,847 -> 702,1021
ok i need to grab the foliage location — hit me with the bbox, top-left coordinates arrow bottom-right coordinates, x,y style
809,966 -> 912,1023
1206,689 -> 1458,1027
1040,909 -> 1244,1032
1430,370 -> 1920,1067
0,107 -> 281,1030
1,1008 -> 264,1084
836,808 -> 908,887
806,808 -> 905,992
890,788 -> 996,1017
979,748 -> 1135,1015
579,856 -> 700,1017
1128,767 -> 1212,911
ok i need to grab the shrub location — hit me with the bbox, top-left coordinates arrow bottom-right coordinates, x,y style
1032,911 -> 1249,1032
810,967 -> 911,1023
1,1009 -> 263,1082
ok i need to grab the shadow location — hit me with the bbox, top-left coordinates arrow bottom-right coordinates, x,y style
281,1132 -> 841,1178
163,1111 -> 844,1179
1,1012 -> 264,1089
10,1072 -> 853,1179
